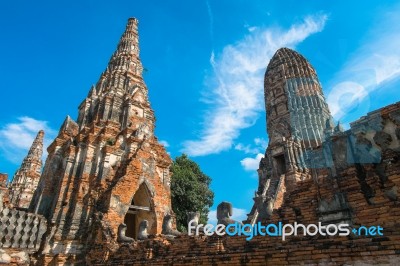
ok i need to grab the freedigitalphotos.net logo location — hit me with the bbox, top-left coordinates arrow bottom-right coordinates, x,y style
188,220 -> 384,241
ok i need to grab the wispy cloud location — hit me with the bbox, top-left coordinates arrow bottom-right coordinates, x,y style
0,117 -> 57,164
159,140 -> 170,148
207,207 -> 248,226
235,137 -> 267,154
236,137 -> 267,172
182,14 -> 328,156
205,0 -> 214,43
240,153 -> 264,172
327,4 -> 400,122
235,143 -> 260,154
244,23 -> 258,33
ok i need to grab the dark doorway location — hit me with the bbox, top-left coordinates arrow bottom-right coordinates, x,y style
124,209 -> 136,238
123,182 -> 155,239
274,154 -> 286,176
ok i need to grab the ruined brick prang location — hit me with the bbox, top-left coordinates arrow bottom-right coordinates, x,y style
265,48 -> 332,149
9,130 -> 44,210
29,18 -> 172,262
248,48 -> 333,224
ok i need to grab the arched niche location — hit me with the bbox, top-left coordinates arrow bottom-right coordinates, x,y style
123,181 -> 156,239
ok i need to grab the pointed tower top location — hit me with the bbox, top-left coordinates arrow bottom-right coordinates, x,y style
115,17 -> 140,57
103,18 -> 144,79
9,130 -> 44,209
325,117 -> 335,129
26,130 -> 44,161
76,17 -> 148,129
60,115 -> 78,136
127,17 -> 138,26
334,121 -> 344,133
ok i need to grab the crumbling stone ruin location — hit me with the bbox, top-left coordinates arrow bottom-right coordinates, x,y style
2,18 -> 174,265
1,17 -> 400,265
1,172 -> 47,265
247,48 -> 400,227
9,130 -> 44,210
247,48 -> 333,224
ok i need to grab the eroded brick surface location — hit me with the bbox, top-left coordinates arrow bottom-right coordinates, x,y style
86,127 -> 400,265
9,130 -> 44,210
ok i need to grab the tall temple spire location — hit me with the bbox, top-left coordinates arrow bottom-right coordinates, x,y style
106,17 -> 143,77
115,18 -> 140,57
9,130 -> 44,210
76,17 -> 149,130
30,18 -> 172,253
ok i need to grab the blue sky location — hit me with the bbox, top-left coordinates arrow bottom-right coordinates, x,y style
1,1 -> 400,223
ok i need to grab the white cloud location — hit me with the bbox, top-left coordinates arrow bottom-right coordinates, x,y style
208,210 -> 217,225
0,117 -> 57,164
370,54 -> 400,85
327,81 -> 369,120
254,137 -> 267,148
327,4 -> 400,120
182,14 -> 328,156
159,140 -> 169,148
240,153 -> 264,171
234,143 -> 259,154
231,207 -> 248,223
207,207 -> 248,226
235,137 -> 268,154
247,26 -> 258,33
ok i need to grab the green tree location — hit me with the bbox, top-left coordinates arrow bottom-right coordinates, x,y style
170,154 -> 214,232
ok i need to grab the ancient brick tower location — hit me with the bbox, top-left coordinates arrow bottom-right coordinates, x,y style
30,18 -> 172,256
248,48 -> 333,224
9,130 -> 44,210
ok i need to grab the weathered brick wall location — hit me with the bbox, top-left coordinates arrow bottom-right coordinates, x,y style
84,133 -> 400,265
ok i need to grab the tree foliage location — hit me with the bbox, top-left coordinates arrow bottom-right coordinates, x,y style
170,154 -> 214,232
